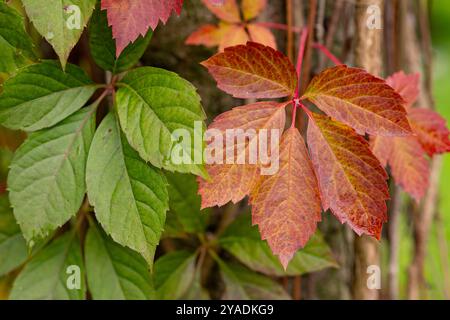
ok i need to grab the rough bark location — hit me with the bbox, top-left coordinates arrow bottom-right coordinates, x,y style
352,0 -> 384,300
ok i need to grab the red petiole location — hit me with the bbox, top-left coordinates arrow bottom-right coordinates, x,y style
291,29 -> 343,128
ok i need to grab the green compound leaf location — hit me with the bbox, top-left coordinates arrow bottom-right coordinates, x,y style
165,172 -> 209,235
219,213 -> 337,276
10,232 -> 85,300
22,0 -> 96,69
0,60 -> 97,132
89,5 -> 152,74
84,224 -> 154,300
154,250 -> 197,299
8,106 -> 96,242
0,194 -> 28,276
86,112 -> 168,266
214,256 -> 291,300
0,2 -> 35,74
181,266 -> 210,300
116,67 -> 207,177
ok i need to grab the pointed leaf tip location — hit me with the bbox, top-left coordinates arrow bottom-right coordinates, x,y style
201,42 -> 297,99
303,65 -> 412,136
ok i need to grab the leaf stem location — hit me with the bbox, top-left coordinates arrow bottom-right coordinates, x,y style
294,27 -> 309,99
312,43 -> 343,65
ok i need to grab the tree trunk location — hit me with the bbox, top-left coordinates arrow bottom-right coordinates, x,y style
352,0 -> 383,300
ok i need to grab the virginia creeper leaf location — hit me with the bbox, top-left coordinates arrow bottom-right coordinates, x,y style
214,256 -> 290,300
219,212 -> 337,276
247,24 -> 277,49
371,135 -> 429,202
89,5 -> 153,74
84,224 -> 154,300
217,25 -> 249,52
8,106 -> 95,242
201,42 -> 297,99
201,0 -> 240,23
86,113 -> 169,266
181,265 -> 210,300
0,60 -> 97,132
0,3 -> 35,74
10,233 -> 85,300
198,101 -> 286,208
0,194 -> 28,276
101,0 -> 183,56
408,108 -> 450,156
241,0 -> 267,21
153,250 -> 197,299
386,71 -> 420,109
22,0 -> 96,69
303,65 -> 412,136
249,127 -> 322,268
185,23 -> 228,48
116,67 -> 207,177
165,172 -> 209,234
307,113 -> 389,239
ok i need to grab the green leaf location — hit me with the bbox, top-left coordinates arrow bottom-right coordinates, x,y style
165,172 -> 209,235
0,2 -> 35,74
0,194 -> 28,276
154,250 -> 197,299
10,232 -> 85,300
84,224 -> 154,300
89,5 -> 152,74
86,112 -> 168,266
0,60 -> 97,132
219,213 -> 337,276
22,0 -> 96,68
181,266 -> 210,300
116,67 -> 207,177
215,257 -> 291,300
8,106 -> 96,242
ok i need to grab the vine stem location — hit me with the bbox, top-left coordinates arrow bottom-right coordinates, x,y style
294,27 -> 309,99
291,27 -> 309,128
313,43 -> 343,65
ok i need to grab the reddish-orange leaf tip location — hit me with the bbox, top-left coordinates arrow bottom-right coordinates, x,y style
408,108 -> 450,156
198,101 -> 287,208
303,65 -> 412,136
201,42 -> 297,99
101,0 -> 183,56
307,113 -> 389,239
250,127 -> 322,269
386,71 -> 420,109
185,24 -> 225,47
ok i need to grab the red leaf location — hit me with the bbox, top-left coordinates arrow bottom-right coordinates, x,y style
241,0 -> 267,21
198,102 -> 286,208
249,127 -> 321,268
247,24 -> 277,49
408,108 -> 450,156
217,25 -> 249,52
101,0 -> 183,56
303,65 -> 412,136
185,24 -> 226,48
307,113 -> 389,239
201,42 -> 297,99
371,136 -> 429,202
201,0 -> 241,23
386,71 -> 420,109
